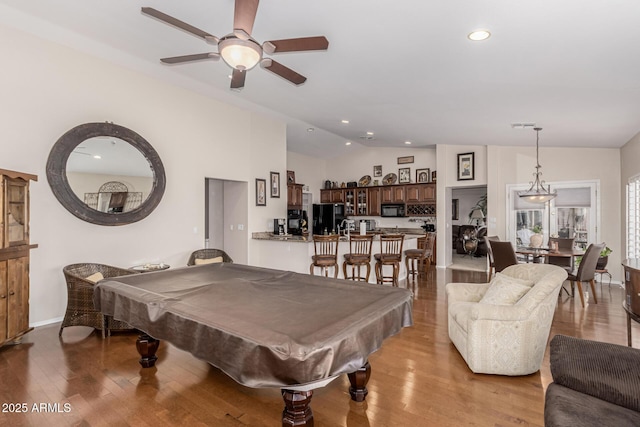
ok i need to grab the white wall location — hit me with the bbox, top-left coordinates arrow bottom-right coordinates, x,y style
0,23 -> 286,325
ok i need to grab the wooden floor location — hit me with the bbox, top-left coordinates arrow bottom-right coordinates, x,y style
0,268 -> 634,426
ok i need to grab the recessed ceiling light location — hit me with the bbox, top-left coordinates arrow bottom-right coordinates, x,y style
341,120 -> 349,124
468,30 -> 491,41
307,127 -> 315,132
405,141 -> 412,145
345,141 -> 352,146
93,155 -> 102,159
366,131 -> 374,136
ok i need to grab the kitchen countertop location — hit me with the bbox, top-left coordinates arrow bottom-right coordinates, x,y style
252,229 -> 426,242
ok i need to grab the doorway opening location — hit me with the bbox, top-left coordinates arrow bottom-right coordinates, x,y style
205,178 -> 248,264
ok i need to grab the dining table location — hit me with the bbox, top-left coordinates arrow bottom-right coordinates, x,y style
516,246 -> 585,270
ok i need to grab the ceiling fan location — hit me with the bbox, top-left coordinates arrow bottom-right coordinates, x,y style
141,1 -> 329,90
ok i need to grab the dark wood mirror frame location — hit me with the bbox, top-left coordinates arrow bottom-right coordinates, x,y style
46,122 -> 166,226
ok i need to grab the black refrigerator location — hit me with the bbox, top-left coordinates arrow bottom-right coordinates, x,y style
312,204 -> 345,235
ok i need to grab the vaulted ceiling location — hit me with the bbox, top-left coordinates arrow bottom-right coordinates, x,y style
2,0 -> 639,158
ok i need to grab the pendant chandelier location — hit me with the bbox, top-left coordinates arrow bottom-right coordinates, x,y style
518,127 -> 557,203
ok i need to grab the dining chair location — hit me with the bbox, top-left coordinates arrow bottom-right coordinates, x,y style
404,232 -> 435,280
343,234 -> 374,281
486,240 -> 519,273
310,234 -> 340,278
374,234 -> 404,286
483,235 -> 500,281
546,237 -> 575,271
566,242 -> 605,307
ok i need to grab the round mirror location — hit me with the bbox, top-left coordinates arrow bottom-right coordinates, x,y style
47,122 -> 166,226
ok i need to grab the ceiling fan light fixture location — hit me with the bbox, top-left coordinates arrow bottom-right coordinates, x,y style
219,36 -> 262,71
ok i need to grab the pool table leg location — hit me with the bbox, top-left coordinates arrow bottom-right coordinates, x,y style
347,361 -> 371,402
281,389 -> 313,426
136,334 -> 160,368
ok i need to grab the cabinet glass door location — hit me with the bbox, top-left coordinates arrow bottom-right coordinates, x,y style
5,179 -> 28,246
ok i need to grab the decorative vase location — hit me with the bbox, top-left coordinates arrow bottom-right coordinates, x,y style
530,233 -> 543,248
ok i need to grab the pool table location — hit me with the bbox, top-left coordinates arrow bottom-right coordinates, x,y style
94,262 -> 413,426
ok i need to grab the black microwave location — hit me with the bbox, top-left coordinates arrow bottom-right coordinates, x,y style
381,204 -> 405,217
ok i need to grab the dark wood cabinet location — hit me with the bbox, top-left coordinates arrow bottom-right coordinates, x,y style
0,169 -> 36,347
320,189 -> 345,204
406,183 -> 436,203
368,187 -> 381,216
287,184 -> 303,209
381,185 -> 405,204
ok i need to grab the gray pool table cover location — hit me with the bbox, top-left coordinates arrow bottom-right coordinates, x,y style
94,263 -> 413,388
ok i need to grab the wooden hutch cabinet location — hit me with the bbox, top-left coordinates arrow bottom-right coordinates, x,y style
0,169 -> 37,347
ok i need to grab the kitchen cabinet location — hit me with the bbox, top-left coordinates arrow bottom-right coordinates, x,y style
405,183 -> 436,203
320,189 -> 345,204
368,188 -> 381,216
287,184 -> 303,209
0,169 -> 37,347
381,185 -> 405,203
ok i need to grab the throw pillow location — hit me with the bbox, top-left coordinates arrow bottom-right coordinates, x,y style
479,273 -> 533,305
194,256 -> 224,265
85,272 -> 104,283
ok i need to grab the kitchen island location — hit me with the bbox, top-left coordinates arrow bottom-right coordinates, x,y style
251,230 -> 422,284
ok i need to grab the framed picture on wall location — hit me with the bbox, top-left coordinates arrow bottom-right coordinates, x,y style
256,179 -> 266,206
373,165 -> 382,177
397,156 -> 414,164
416,168 -> 430,183
270,172 -> 280,198
452,199 -> 459,220
398,167 -> 411,183
287,170 -> 295,184
457,152 -> 475,181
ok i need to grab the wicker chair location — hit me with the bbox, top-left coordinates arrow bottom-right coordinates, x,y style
187,249 -> 233,266
60,263 -> 138,338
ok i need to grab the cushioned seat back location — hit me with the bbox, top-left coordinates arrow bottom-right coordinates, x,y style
488,240 -> 518,272
501,264 -> 568,312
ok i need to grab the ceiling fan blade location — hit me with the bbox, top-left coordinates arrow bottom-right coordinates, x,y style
141,7 -> 218,44
160,53 -> 220,64
260,59 -> 306,86
231,69 -> 246,90
233,0 -> 259,38
262,36 -> 329,54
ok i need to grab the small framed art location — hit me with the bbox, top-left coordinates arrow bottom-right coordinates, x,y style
457,152 -> 475,181
397,156 -> 414,165
373,165 -> 382,177
270,172 -> 280,198
398,167 -> 411,183
416,168 -> 430,183
256,179 -> 266,206
287,170 -> 295,184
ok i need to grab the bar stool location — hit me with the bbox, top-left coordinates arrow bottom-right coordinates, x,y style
404,232 -> 435,280
374,234 -> 404,286
310,234 -> 340,278
343,234 -> 374,281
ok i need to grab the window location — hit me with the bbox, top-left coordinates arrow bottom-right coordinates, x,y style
507,181 -> 599,248
627,175 -> 640,259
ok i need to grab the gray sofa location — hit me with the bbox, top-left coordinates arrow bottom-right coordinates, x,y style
545,335 -> 640,426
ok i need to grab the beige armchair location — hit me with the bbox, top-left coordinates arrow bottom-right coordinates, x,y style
446,264 -> 568,375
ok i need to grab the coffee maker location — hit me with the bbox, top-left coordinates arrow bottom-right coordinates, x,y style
273,218 -> 286,235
